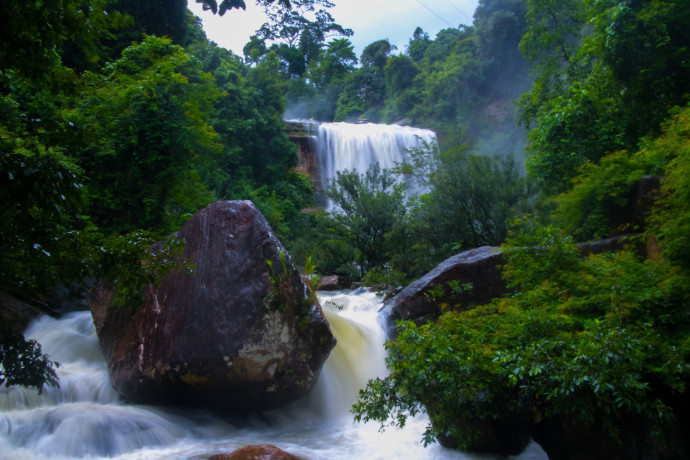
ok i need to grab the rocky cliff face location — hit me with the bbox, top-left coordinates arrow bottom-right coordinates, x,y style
287,121 -> 322,203
90,201 -> 336,412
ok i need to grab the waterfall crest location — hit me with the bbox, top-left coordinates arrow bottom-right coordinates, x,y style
315,122 -> 437,192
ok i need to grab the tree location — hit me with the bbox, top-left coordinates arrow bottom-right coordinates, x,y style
473,0 -> 529,97
360,39 -> 396,71
309,38 -> 357,87
519,0 -> 583,65
243,35 -> 269,64
519,0 -> 690,191
407,27 -> 431,63
208,50 -> 298,186
399,142 -> 533,261
384,55 -> 420,118
385,55 -> 418,95
109,0 -> 190,45
407,26 -> 482,133
0,0 -> 127,85
354,222 -> 690,453
0,0 -> 128,393
255,0 -> 351,47
252,0 -> 352,77
197,0 -> 291,16
75,36 -> 218,234
324,163 -> 407,277
282,38 -> 356,120
335,66 -> 387,121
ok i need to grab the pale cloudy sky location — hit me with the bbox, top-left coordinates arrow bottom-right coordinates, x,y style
186,0 -> 478,59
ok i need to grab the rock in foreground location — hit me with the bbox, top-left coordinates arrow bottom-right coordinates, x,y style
90,201 -> 336,412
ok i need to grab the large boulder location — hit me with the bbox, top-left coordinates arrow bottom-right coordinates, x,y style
380,246 -> 505,336
89,201 -> 336,412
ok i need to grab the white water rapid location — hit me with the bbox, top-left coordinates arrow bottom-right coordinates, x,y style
314,122 -> 437,191
1,291 -> 546,460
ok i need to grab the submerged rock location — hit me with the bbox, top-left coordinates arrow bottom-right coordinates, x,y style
210,444 -> 303,460
90,201 -> 336,412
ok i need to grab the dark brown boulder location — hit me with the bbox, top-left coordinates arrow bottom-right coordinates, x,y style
0,286 -> 87,335
380,246 -> 505,336
90,201 -> 336,412
209,444 -> 303,460
0,292 -> 47,334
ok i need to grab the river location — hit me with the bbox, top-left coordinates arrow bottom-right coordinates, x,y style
0,290 -> 546,460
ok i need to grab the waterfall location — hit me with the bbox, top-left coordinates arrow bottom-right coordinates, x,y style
0,293 -> 546,459
315,122 -> 437,193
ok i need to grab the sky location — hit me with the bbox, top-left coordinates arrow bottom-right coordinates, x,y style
186,0 -> 479,59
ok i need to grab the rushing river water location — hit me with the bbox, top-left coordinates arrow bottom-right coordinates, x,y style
0,290 -> 546,460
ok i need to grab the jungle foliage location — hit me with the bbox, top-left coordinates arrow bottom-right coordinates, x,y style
297,144 -> 533,285
279,0 -> 531,159
351,0 -> 690,455
3,2 -> 690,454
0,0 -> 307,390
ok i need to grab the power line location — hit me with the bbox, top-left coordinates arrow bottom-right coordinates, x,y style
444,0 -> 464,13
444,0 -> 473,23
413,0 -> 455,28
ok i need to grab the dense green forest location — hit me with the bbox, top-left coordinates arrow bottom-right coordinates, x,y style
2,0 -> 690,456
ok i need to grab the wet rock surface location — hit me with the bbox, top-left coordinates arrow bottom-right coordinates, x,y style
90,201 -> 336,412
316,275 -> 345,291
209,444 -> 304,460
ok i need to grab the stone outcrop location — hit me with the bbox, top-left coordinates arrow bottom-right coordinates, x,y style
380,246 -> 505,335
209,444 -> 303,460
381,234 -> 648,338
0,292 -> 47,334
316,275 -> 344,291
89,201 -> 336,412
1,286 -> 87,335
287,120 -> 322,199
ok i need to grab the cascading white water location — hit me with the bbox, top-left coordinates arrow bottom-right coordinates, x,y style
315,122 -> 437,192
0,293 -> 546,460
